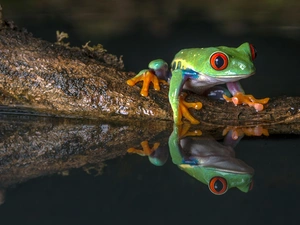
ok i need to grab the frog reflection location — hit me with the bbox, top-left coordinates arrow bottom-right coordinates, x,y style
169,124 -> 254,195
128,124 -> 257,195
127,141 -> 169,166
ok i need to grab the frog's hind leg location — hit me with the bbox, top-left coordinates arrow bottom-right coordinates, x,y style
223,81 -> 270,111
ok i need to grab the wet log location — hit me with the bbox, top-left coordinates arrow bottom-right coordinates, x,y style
0,114 -> 297,191
0,20 -> 299,128
0,115 -> 171,188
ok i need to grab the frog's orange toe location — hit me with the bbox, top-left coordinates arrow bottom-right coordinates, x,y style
253,103 -> 264,111
126,79 -> 136,86
179,94 -> 202,124
231,130 -> 240,140
263,98 -> 270,104
194,102 -> 203,110
224,92 -> 269,111
127,141 -> 160,156
223,125 -> 269,140
223,94 -> 233,103
178,122 -> 202,138
140,88 -> 149,97
232,96 -> 240,105
126,71 -> 166,97
127,148 -> 136,153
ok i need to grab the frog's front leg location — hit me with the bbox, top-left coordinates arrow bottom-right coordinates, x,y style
169,69 -> 202,125
127,141 -> 160,156
223,81 -> 269,111
126,59 -> 169,97
127,70 -> 160,96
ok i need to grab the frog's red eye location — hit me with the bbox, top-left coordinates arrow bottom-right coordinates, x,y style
250,44 -> 257,60
209,177 -> 228,195
210,52 -> 228,70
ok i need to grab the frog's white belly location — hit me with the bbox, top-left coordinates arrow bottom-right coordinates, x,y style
183,73 -> 251,95
180,137 -> 254,174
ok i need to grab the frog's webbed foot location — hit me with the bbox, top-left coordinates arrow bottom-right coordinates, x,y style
223,92 -> 269,111
127,70 -> 168,97
223,126 -> 269,140
127,141 -> 160,156
178,122 -> 202,138
178,93 -> 202,124
243,126 -> 269,137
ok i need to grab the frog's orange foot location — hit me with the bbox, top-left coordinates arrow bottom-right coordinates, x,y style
223,92 -> 269,111
242,126 -> 269,137
178,122 -> 202,138
222,126 -> 245,140
179,93 -> 202,124
223,126 -> 269,140
127,141 -> 160,156
126,71 -> 167,97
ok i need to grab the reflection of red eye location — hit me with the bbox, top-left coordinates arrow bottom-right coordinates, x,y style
210,52 -> 228,70
209,177 -> 228,195
250,44 -> 257,60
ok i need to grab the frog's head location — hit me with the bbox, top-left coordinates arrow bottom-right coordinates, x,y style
173,42 -> 257,80
180,165 -> 254,195
205,170 -> 254,195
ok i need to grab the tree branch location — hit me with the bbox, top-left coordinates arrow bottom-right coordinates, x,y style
0,20 -> 299,129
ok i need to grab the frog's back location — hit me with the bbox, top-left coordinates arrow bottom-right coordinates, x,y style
171,48 -> 215,72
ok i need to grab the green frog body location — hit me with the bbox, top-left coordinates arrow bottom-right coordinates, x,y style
127,43 -> 269,124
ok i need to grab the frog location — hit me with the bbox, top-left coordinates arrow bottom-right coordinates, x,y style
127,42 -> 269,124
127,123 -> 254,194
168,124 -> 254,195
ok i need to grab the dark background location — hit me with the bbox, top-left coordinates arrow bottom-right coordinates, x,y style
2,0 -> 300,97
0,1 -> 299,224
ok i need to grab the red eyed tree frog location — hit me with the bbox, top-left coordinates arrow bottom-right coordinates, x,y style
127,43 -> 270,124
127,123 -> 255,195
169,124 -> 254,195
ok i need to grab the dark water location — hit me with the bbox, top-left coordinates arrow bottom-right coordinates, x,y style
0,1 -> 300,225
0,125 -> 299,225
